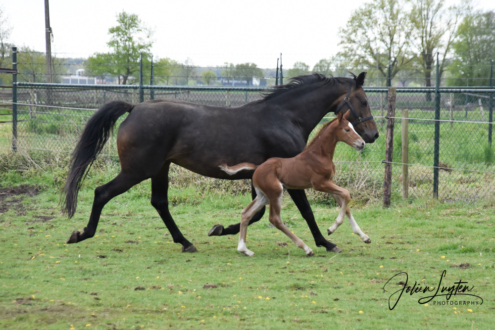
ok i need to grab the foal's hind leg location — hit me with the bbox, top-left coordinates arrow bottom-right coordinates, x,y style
151,164 -> 197,252
67,172 -> 143,244
268,190 -> 314,256
237,190 -> 268,257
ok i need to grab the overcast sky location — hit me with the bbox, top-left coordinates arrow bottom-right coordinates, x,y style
3,0 -> 495,69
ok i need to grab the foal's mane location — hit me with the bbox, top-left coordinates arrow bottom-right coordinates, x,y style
262,73 -> 350,101
304,116 -> 340,150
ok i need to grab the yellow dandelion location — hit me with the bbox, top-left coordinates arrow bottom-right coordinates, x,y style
441,256 -> 445,259
157,276 -> 159,279
380,265 -> 383,268
417,249 -> 420,252
136,277 -> 139,279
227,263 -> 231,265
201,320 -> 205,322
31,295 -> 35,299
376,273 -> 380,275
359,311 -> 363,314
56,261 -> 60,264
266,297 -> 270,300
468,309 -> 473,312
258,296 -> 262,299
286,261 -> 290,264
425,304 -> 428,307
86,324 -> 91,327
178,291 -> 183,294
181,306 -> 185,308
45,235 -> 50,237
213,315 -> 216,318
312,301 -> 316,304
75,261 -> 78,264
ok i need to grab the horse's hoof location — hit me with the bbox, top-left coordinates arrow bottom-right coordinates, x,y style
182,245 -> 198,253
208,224 -> 224,236
66,231 -> 80,244
364,238 -> 371,244
329,246 -> 342,253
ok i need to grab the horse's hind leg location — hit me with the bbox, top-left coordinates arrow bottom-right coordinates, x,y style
67,172 -> 143,244
151,164 -> 197,252
208,183 -> 266,236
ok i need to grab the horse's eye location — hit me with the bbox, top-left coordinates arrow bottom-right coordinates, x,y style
361,100 -> 368,106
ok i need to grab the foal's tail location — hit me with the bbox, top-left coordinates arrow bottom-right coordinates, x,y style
63,101 -> 134,218
219,162 -> 258,175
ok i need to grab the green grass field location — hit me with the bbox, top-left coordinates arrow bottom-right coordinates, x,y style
0,160 -> 493,329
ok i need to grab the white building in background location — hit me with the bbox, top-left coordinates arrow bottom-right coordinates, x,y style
62,69 -> 96,84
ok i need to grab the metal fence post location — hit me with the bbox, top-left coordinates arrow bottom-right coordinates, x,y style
383,87 -> 396,208
402,109 -> 409,199
433,52 -> 441,199
279,53 -> 283,85
150,55 -> 155,100
489,59 -> 493,146
139,52 -> 144,103
12,46 -> 17,152
275,58 -> 279,86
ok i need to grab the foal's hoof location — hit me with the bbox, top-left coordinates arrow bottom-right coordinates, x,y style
327,228 -> 333,236
66,231 -> 80,244
307,251 -> 315,257
329,246 -> 343,253
208,224 -> 224,236
364,237 -> 371,244
182,245 -> 198,253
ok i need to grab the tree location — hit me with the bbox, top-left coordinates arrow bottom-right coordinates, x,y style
86,12 -> 153,84
16,47 -> 65,83
313,59 -> 333,76
202,70 -> 217,85
221,62 -> 235,84
409,0 -> 464,91
0,5 -> 12,65
447,10 -> 495,86
152,57 -> 179,85
287,62 -> 310,78
338,0 -> 415,85
234,63 -> 263,86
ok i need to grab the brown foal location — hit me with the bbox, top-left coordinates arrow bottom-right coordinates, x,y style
220,111 -> 371,257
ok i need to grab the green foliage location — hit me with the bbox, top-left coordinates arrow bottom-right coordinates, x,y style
287,61 -> 310,78
202,71 -> 217,86
221,63 -> 235,84
447,11 -> 495,87
85,11 -> 153,85
312,59 -> 333,77
234,63 -> 263,86
338,0 -> 415,84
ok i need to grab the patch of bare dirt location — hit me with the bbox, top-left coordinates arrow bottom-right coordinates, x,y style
0,185 -> 42,215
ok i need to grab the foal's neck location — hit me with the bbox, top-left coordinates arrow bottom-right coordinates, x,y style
304,122 -> 339,160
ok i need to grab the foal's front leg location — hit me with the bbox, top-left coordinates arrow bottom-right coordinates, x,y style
315,181 -> 371,244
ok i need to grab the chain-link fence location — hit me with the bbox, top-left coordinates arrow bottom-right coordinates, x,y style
2,82 -> 495,204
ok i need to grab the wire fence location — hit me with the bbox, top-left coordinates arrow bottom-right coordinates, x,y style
1,82 -> 494,205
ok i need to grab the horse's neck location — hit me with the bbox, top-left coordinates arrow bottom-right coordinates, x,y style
281,87 -> 346,139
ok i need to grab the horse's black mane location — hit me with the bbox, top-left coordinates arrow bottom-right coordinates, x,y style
262,73 -> 351,101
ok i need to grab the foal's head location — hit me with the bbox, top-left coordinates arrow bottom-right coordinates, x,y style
335,111 -> 365,151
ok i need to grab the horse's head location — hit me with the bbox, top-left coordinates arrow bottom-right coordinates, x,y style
334,72 -> 379,143
335,111 -> 365,151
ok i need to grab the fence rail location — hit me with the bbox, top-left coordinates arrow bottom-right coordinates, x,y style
2,74 -> 494,206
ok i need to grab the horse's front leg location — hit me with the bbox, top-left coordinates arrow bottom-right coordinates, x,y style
287,189 -> 342,253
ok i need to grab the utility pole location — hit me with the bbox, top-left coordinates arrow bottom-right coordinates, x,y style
44,0 -> 53,83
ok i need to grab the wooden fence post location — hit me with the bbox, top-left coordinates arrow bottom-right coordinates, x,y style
402,109 -> 409,199
383,87 -> 396,208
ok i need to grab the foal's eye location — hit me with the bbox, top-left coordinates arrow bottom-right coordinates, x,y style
344,128 -> 350,132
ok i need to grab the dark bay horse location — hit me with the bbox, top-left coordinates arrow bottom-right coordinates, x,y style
63,72 -> 378,253
219,111 -> 371,257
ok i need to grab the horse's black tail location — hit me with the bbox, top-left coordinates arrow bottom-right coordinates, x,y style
63,101 -> 134,218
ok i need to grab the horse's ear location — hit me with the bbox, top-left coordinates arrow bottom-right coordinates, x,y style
355,72 -> 366,87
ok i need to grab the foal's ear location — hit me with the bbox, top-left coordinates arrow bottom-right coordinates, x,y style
337,109 -> 345,123
355,72 -> 367,87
